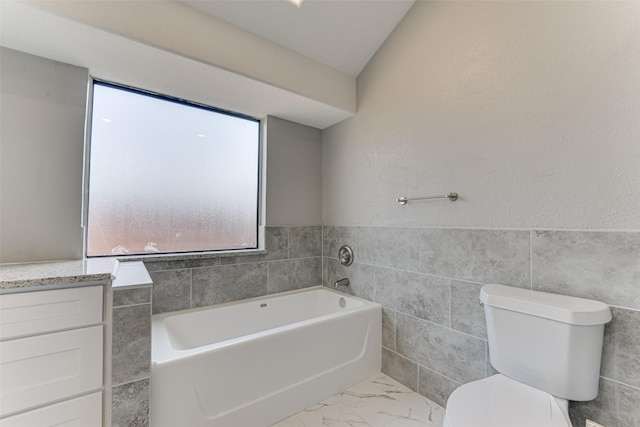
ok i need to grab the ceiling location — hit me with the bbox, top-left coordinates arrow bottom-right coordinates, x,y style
0,0 -> 414,128
181,0 -> 415,77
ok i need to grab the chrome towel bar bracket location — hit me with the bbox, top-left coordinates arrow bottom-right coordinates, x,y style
396,193 -> 458,205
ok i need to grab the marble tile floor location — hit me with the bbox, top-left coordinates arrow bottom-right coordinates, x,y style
270,373 -> 445,427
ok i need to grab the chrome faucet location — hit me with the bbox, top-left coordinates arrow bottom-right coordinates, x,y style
334,278 -> 350,289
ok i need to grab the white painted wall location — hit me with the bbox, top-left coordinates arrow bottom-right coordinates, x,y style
266,117 -> 322,226
1,48 -> 88,263
1,1 -> 354,129
323,1 -> 640,230
0,49 -> 322,262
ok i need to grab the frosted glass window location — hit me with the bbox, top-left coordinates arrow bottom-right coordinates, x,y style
86,81 -> 260,257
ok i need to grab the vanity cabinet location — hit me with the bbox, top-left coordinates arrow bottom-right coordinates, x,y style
0,286 -> 104,426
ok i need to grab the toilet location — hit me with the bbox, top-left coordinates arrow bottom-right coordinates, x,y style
444,284 -> 612,427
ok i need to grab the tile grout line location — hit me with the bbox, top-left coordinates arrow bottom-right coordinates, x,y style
529,230 -> 533,290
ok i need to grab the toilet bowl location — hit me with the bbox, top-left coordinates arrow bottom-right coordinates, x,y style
443,374 -> 571,427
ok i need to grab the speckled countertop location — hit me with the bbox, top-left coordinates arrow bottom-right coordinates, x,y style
0,249 -> 266,291
0,258 -> 119,290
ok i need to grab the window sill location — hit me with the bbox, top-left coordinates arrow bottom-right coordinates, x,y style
109,248 -> 268,263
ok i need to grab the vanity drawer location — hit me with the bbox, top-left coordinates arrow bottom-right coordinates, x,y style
0,391 -> 102,427
0,286 -> 103,340
0,325 -> 103,417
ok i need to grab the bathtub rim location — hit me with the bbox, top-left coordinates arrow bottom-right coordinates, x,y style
152,286 -> 380,365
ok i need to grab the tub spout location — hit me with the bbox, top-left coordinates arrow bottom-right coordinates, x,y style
334,278 -> 350,289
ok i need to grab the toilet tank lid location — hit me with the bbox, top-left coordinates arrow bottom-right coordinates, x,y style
480,284 -> 612,325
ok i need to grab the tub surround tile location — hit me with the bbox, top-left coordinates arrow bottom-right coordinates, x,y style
601,307 -> 640,388
143,257 -> 220,272
192,262 -> 268,307
268,257 -> 322,293
323,258 -> 374,301
420,228 -> 530,287
255,225 -> 290,261
532,230 -> 640,309
375,267 -> 450,326
112,304 -> 151,386
290,226 -> 322,258
150,269 -> 191,314
147,225 -> 321,314
271,373 -> 445,427
382,308 -> 396,351
358,227 -> 421,272
221,226 -> 290,265
382,348 -> 418,392
418,366 -> 460,408
112,379 -> 150,427
115,224 -> 637,427
450,280 -> 487,339
113,286 -> 151,307
396,313 -> 485,384
323,226 -> 357,258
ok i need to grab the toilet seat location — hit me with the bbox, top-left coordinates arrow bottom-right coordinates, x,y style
444,374 -> 571,427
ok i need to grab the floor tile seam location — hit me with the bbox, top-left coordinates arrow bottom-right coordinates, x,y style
300,395 -> 370,426
285,374 -> 432,427
336,386 -> 420,427
331,397 -> 373,425
343,382 -> 442,427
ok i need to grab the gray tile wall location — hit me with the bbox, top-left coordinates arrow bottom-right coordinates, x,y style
322,226 -> 640,427
117,225 -> 638,427
115,226 -> 321,426
146,226 -> 323,315
112,286 -> 151,427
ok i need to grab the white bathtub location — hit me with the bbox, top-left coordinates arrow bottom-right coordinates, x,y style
150,286 -> 381,427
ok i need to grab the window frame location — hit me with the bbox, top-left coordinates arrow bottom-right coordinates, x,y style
82,78 -> 265,259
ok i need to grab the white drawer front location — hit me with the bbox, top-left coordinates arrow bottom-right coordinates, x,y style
0,286 -> 103,340
0,326 -> 103,417
0,392 -> 102,427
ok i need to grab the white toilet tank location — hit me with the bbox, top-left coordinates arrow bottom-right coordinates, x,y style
480,285 -> 611,401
